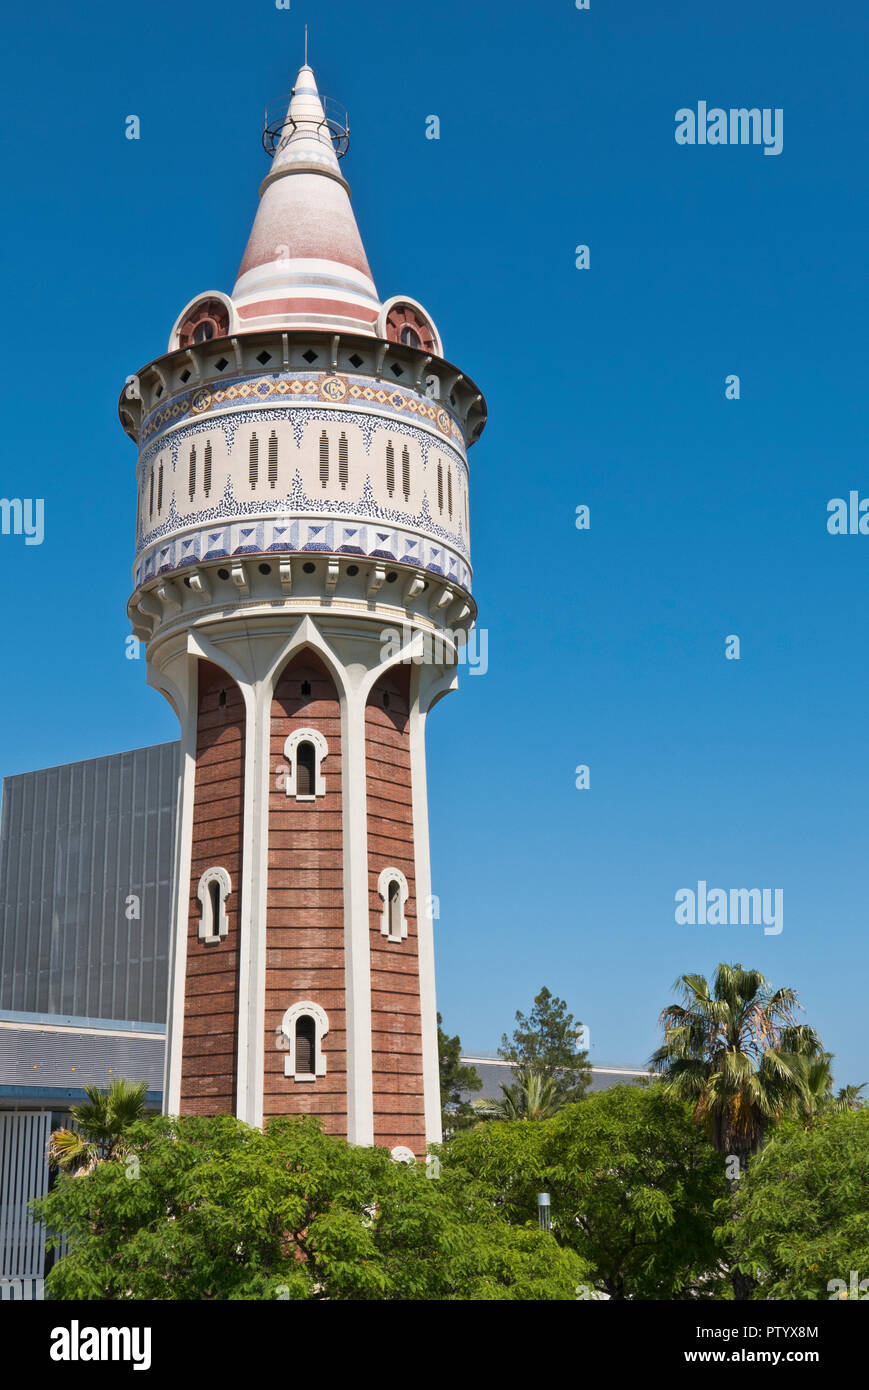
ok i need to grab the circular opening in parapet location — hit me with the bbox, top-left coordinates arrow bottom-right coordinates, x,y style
259,563 -> 271,575
302,562 -> 316,574
183,576 -> 191,587
218,568 -> 230,580
346,564 -> 359,576
386,571 -> 397,582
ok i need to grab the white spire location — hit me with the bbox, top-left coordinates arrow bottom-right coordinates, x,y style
231,64 -> 381,337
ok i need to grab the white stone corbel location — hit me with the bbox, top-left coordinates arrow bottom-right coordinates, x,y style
279,559 -> 293,594
137,591 -> 163,621
325,558 -> 340,593
404,570 -> 427,602
231,335 -> 243,369
431,583 -> 454,615
188,570 -> 211,599
374,343 -> 388,381
442,370 -> 463,401
155,580 -> 182,613
231,563 -> 249,594
281,333 -> 290,369
413,354 -> 432,390
330,334 -> 340,370
150,363 -> 170,402
367,564 -> 386,599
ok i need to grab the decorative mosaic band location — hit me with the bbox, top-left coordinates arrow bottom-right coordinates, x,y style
141,371 -> 466,451
133,516 -> 473,593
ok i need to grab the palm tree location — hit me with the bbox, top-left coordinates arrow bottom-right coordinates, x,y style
796,1044 -> 866,1120
651,965 -> 822,1163
471,1067 -> 569,1122
651,963 -> 825,1300
48,1078 -> 149,1175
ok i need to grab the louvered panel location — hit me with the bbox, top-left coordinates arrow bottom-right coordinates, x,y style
0,1112 -> 50,1279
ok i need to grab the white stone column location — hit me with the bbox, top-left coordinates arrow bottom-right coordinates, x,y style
235,675 -> 272,1128
410,670 -> 444,1147
159,652 -> 198,1117
341,680 -> 375,1145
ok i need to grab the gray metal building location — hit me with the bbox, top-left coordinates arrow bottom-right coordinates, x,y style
0,743 -> 179,1297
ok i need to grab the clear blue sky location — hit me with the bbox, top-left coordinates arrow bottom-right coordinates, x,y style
1,0 -> 867,1085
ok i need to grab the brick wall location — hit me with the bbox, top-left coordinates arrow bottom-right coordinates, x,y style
180,660 -> 245,1114
265,653 -> 347,1132
366,665 -> 425,1153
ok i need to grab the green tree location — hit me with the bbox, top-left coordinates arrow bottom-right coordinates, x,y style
448,1085 -> 728,1300
651,966 -> 825,1164
47,1078 -> 149,1175
472,1066 -> 570,1122
723,1109 -> 869,1299
795,1044 -> 865,1122
32,1112 -> 590,1301
499,986 -> 591,1102
438,1013 -> 482,1136
651,963 -> 827,1299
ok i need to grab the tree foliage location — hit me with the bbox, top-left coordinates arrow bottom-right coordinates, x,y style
498,986 -> 591,1103
47,1078 -> 149,1175
722,1109 -> 869,1300
447,1085 -> 728,1299
472,1067 -> 570,1122
33,1113 -> 590,1301
651,964 -> 823,1163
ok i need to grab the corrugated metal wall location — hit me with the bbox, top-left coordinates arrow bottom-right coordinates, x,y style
0,742 -> 180,1023
0,1024 -> 165,1091
0,1111 -> 50,1279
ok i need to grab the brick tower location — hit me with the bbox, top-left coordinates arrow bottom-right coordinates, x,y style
119,63 -> 486,1154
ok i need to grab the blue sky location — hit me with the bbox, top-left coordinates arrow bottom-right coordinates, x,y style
1,0 -> 867,1084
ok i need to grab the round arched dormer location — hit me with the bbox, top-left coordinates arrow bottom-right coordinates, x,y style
378,295 -> 441,357
170,291 -> 234,352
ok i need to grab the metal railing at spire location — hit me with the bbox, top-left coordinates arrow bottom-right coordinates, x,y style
262,94 -> 350,159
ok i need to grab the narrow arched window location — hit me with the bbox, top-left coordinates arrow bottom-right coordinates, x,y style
249,432 -> 259,488
284,728 -> 328,799
208,878 -> 221,923
402,446 -> 410,502
388,879 -> 401,939
197,867 -> 231,945
319,430 -> 329,487
386,441 -> 395,497
204,441 -> 212,497
157,463 -> 164,513
296,740 -> 316,797
437,461 -> 443,513
268,430 -> 278,488
339,432 -> 348,490
447,469 -> 453,518
280,1001 -> 329,1081
149,469 -> 154,519
188,445 -> 196,499
295,1016 -> 316,1075
400,325 -> 421,347
377,868 -> 409,943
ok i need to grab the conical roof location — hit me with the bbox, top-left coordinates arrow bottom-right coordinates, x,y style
231,65 -> 381,335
